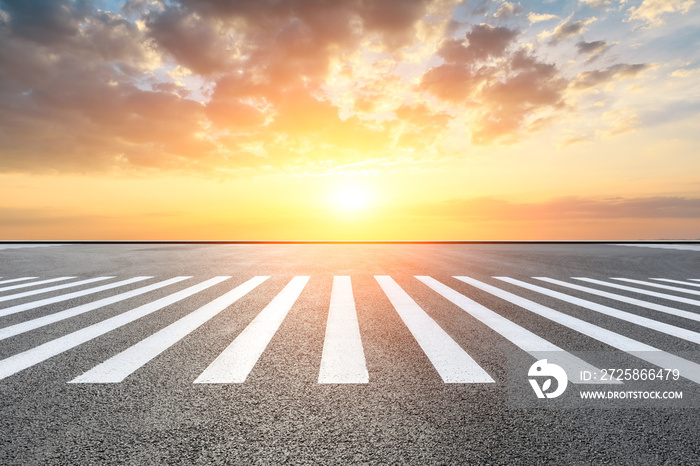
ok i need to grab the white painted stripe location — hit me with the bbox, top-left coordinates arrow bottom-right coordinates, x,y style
318,276 -> 368,384
496,277 -> 700,345
0,277 -> 189,341
0,277 -> 39,285
573,277 -> 700,306
0,244 -> 62,250
613,243 -> 700,251
533,277 -> 700,323
456,277 -> 700,385
0,277 -> 113,303
0,277 -> 150,318
376,276 -> 493,384
70,276 -> 269,383
0,277 -> 229,381
0,277 -> 75,293
194,276 -> 309,384
650,278 -> 700,288
610,278 -> 700,295
691,279 -> 700,282
416,276 -> 616,384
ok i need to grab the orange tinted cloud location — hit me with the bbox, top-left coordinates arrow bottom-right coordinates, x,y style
421,31 -> 568,144
410,196 -> 700,220
0,0 -> 689,176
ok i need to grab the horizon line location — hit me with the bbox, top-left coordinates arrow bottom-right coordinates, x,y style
1,240 -> 700,245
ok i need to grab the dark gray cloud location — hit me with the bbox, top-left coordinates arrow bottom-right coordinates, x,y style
145,7 -> 233,76
547,17 -> 595,44
577,40 -> 606,54
580,0 -> 616,9
576,40 -> 612,62
439,24 -> 519,63
573,63 -> 651,89
0,0 -> 91,45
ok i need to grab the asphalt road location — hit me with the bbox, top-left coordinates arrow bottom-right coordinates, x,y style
0,243 -> 698,465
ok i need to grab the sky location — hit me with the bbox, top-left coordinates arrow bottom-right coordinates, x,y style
0,0 -> 699,240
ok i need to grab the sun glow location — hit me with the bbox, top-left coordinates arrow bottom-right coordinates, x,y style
331,185 -> 372,213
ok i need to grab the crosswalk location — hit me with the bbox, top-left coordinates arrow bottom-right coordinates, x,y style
0,244 -> 64,250
0,273 -> 699,385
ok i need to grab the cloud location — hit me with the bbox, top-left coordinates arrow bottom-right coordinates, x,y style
572,63 -> 651,89
0,207 -> 91,227
410,196 -> 700,221
0,0 -> 437,173
540,16 -> 597,44
597,108 -> 641,137
528,13 -> 559,23
419,64 -> 484,102
671,67 -> 700,78
419,22 -> 570,144
0,0 -> 678,174
422,31 -> 568,143
627,0 -> 695,26
473,51 -> 568,143
558,136 -> 591,148
576,40 -> 613,62
393,103 -> 452,151
145,7 -> 237,76
438,24 -> 519,63
0,1 -> 212,173
0,0 -> 91,45
579,0 -> 618,9
494,2 -> 523,19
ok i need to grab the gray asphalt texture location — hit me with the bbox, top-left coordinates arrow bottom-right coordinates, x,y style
0,243 -> 698,465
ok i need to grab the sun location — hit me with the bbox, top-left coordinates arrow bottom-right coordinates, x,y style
331,185 -> 372,213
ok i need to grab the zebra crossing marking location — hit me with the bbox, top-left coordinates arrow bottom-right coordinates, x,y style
0,274 -> 696,386
0,277 -> 113,304
0,277 -> 190,341
533,277 -> 700,323
610,278 -> 700,295
0,276 -> 153,318
376,276 -> 494,384
649,278 -> 700,288
456,276 -> 700,385
0,277 -> 230,381
70,276 -> 269,383
573,277 -> 700,306
495,277 -> 700,345
416,276 -> 616,384
0,277 -> 75,293
0,277 -> 39,286
318,276 -> 368,384
613,243 -> 700,251
0,244 -> 62,250
194,276 -> 309,384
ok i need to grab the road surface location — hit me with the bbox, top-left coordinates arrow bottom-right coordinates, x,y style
0,242 -> 698,464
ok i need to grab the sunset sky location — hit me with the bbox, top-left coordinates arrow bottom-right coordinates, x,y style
1,0 -> 699,240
